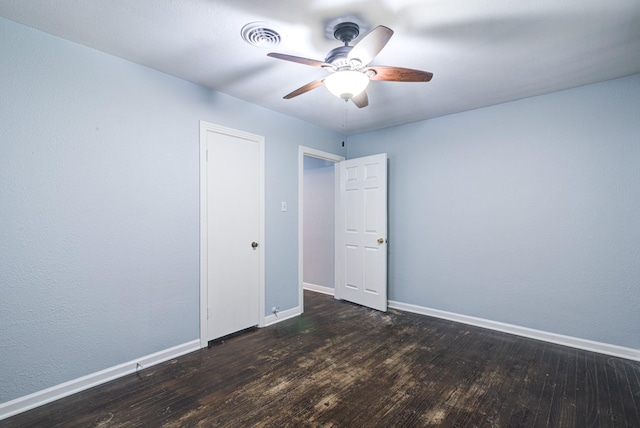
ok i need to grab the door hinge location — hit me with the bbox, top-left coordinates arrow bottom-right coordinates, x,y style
206,149 -> 209,162
207,306 -> 209,319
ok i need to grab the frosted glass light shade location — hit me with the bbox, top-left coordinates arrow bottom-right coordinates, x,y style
324,70 -> 370,100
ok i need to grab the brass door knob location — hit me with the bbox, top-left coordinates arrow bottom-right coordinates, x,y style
251,242 -> 259,248
377,238 -> 386,244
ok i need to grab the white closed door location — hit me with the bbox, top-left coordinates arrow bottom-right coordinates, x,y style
335,153 -> 388,311
200,122 -> 264,343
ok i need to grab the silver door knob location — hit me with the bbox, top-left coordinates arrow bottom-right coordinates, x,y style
251,242 -> 259,248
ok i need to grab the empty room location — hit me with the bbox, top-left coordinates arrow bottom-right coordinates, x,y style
1,1 -> 639,426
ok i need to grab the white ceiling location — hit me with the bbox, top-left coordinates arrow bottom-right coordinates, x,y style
1,0 -> 639,135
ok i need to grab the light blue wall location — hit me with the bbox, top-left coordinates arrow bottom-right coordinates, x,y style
3,11 -> 638,408
347,74 -> 640,350
0,17 -> 343,403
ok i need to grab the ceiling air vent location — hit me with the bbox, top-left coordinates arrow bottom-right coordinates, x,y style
241,22 -> 282,48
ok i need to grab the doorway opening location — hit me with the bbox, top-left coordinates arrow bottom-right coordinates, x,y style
298,147 -> 344,313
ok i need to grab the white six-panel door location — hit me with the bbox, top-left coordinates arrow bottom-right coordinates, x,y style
335,153 -> 388,311
200,122 -> 264,346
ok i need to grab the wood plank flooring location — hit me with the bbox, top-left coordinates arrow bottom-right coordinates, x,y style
4,291 -> 640,427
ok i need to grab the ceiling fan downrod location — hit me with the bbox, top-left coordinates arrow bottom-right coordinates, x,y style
325,22 -> 360,68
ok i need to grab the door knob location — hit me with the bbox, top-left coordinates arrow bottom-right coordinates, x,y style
377,238 -> 386,244
251,242 -> 259,248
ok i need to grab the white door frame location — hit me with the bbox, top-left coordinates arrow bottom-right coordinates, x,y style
200,121 -> 266,348
298,146 -> 345,313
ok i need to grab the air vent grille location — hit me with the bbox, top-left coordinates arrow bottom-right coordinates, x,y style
241,22 -> 281,48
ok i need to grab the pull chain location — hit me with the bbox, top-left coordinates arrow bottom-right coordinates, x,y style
343,101 -> 348,147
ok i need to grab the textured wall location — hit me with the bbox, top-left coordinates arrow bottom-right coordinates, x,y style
347,74 -> 640,350
0,17 -> 343,403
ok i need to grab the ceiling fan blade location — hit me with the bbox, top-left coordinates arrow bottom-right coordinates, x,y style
347,25 -> 394,66
367,66 -> 433,82
267,52 -> 332,68
351,90 -> 369,108
283,79 -> 325,99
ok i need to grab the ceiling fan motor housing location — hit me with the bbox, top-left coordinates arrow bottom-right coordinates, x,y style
325,46 -> 352,68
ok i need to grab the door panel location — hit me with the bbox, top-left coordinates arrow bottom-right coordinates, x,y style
336,153 -> 388,311
201,123 -> 263,343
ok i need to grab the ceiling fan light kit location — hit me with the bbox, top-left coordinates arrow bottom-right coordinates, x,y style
267,22 -> 433,108
324,70 -> 370,100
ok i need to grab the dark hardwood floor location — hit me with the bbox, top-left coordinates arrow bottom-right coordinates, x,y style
5,291 -> 640,427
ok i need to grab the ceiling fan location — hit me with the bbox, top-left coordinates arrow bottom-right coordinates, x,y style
267,22 -> 433,108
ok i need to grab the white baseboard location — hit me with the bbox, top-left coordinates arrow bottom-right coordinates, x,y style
303,282 -> 335,296
264,306 -> 301,326
0,339 -> 200,421
389,300 -> 640,362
